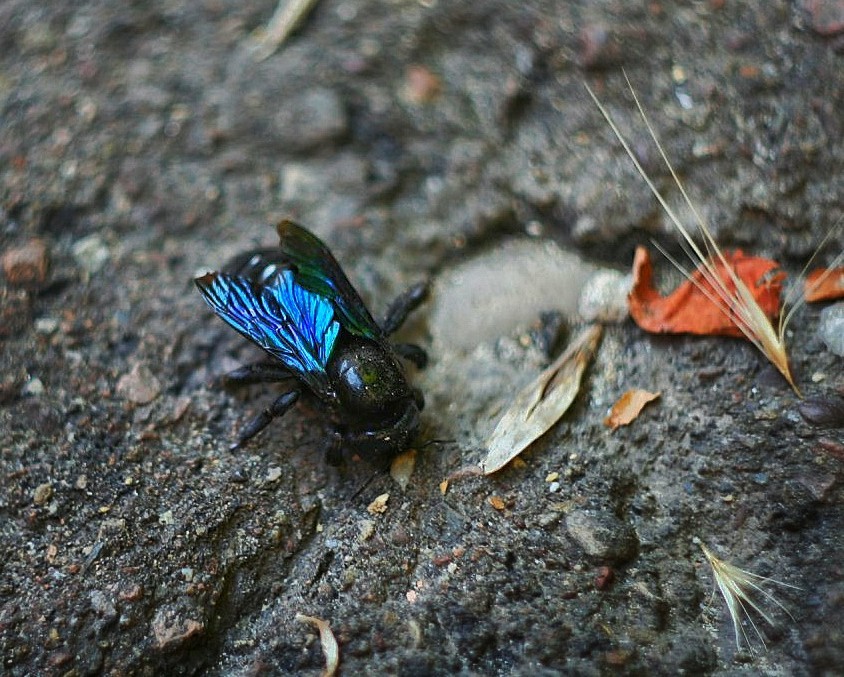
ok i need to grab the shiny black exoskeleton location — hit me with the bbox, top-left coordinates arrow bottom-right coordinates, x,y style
195,221 -> 428,463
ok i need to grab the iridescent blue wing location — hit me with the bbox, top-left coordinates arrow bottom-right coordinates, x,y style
195,269 -> 340,396
275,220 -> 382,339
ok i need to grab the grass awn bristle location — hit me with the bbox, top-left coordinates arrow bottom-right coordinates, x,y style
699,543 -> 798,653
585,75 -> 803,394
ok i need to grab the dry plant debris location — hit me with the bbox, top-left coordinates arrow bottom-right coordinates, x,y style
629,246 -> 784,337
481,324 -> 602,475
700,543 -> 798,653
295,613 -> 339,677
586,77 -> 803,394
389,449 -> 417,490
366,493 -> 390,515
488,495 -> 506,511
249,0 -> 321,61
604,388 -> 661,430
804,266 -> 844,302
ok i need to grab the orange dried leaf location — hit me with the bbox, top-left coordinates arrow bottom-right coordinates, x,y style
628,246 -> 784,338
604,389 -> 660,430
804,266 -> 844,302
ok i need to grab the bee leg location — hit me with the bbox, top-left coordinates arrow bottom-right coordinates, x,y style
219,361 -> 294,389
380,281 -> 429,335
231,388 -> 300,451
412,387 -> 425,411
393,343 -> 428,369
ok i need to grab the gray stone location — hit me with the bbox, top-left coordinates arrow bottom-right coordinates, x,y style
566,509 -> 638,563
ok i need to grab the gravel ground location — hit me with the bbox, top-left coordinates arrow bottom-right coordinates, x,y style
1,1 -> 843,675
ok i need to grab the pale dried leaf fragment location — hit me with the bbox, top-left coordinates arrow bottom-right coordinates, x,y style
481,324 -> 602,474
390,449 -> 417,490
700,543 -> 798,653
367,493 -> 390,515
604,389 -> 660,430
250,0 -> 321,61
295,613 -> 339,677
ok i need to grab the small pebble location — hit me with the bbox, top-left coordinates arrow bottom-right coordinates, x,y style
116,363 -> 161,405
35,317 -> 60,334
72,234 -> 110,275
33,482 -> 53,505
798,395 -> 844,428
802,0 -> 844,37
2,239 -> 49,287
272,87 -> 348,151
151,607 -> 204,649
358,519 -> 376,542
594,565 -> 614,590
818,303 -> 844,356
402,64 -> 442,104
566,509 -> 638,563
22,377 -> 44,397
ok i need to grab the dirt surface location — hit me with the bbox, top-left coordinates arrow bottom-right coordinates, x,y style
1,1 -> 843,675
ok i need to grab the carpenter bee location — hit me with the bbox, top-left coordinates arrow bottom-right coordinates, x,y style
195,220 -> 428,463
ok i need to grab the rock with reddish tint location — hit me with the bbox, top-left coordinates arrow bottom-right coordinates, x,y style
1,239 -> 49,287
151,607 -> 204,650
801,0 -> 844,36
116,363 -> 162,405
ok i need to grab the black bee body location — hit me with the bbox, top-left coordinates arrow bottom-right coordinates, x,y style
196,221 -> 428,462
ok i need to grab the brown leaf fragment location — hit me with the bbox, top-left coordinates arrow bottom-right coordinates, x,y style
481,325 -> 602,475
295,614 -> 339,677
604,389 -> 660,430
804,266 -> 844,302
